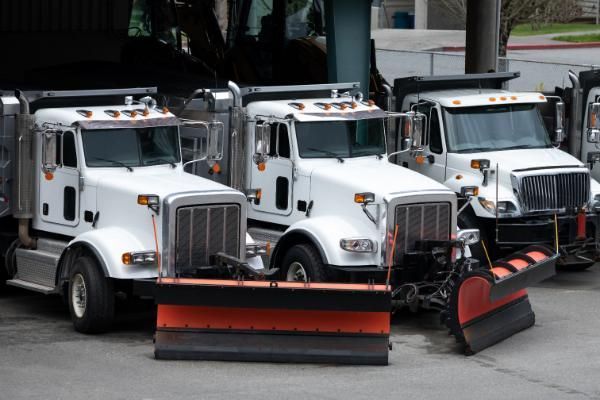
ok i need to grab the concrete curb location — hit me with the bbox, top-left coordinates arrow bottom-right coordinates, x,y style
441,42 -> 600,52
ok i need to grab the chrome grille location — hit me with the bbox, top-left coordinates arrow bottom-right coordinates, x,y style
175,204 -> 240,271
518,172 -> 590,213
393,202 -> 451,263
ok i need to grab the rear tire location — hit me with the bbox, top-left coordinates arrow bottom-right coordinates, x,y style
281,244 -> 326,282
68,256 -> 114,333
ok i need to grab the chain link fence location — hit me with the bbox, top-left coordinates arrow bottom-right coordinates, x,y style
376,49 -> 599,91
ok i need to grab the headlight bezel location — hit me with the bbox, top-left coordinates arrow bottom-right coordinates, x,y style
340,238 -> 377,253
477,197 -> 520,217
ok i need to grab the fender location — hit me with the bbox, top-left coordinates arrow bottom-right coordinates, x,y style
275,215 -> 382,268
67,227 -> 160,280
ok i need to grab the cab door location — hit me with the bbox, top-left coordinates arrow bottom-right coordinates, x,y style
250,122 -> 294,216
39,130 -> 80,226
398,105 -> 447,182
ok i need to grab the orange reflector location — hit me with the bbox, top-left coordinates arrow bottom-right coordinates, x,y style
354,193 -> 366,203
114,111 -> 120,118
452,100 -> 461,105
500,96 -> 507,101
256,189 -> 262,200
340,103 -> 347,110
351,102 -> 358,109
471,160 -> 480,169
298,103 -> 305,110
511,96 -> 518,100
489,97 -> 496,102
44,172 -> 54,181
130,111 -> 137,118
415,154 -> 425,164
324,103 -> 332,110
266,241 -> 271,256
122,253 -> 132,265
212,163 -> 221,174
257,163 -> 266,172
85,111 -> 92,118
539,95 -> 545,100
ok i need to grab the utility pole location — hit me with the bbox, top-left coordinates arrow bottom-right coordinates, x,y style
465,0 -> 501,73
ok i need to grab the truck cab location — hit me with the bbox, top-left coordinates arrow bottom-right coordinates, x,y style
393,74 -> 600,269
0,88 -> 259,332
178,82 -> 479,283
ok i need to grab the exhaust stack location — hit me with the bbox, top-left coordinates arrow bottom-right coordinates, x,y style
12,91 -> 36,248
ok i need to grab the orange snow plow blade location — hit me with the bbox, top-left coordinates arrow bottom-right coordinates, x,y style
154,278 -> 391,365
447,245 -> 557,354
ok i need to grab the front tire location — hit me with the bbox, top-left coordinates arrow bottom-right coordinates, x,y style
281,244 -> 326,282
68,256 -> 115,333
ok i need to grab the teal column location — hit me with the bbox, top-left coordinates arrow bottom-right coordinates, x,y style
324,0 -> 372,96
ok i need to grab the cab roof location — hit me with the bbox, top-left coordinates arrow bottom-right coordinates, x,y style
411,88 -> 547,108
34,105 -> 177,128
246,98 -> 386,122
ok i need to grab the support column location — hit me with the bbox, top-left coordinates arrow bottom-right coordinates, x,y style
465,0 -> 500,73
325,0 -> 372,95
415,0 -> 428,30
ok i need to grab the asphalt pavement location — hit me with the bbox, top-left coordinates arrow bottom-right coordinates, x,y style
1,264 -> 599,400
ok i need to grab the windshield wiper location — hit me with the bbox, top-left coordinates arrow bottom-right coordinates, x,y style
146,158 -> 176,168
500,145 -> 540,150
456,147 -> 494,153
307,147 -> 345,163
91,157 -> 134,172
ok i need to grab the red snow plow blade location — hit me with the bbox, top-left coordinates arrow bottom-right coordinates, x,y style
448,245 -> 557,354
154,278 -> 391,365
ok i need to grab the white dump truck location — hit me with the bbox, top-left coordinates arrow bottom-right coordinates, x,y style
391,73 -> 600,270
0,87 -> 263,332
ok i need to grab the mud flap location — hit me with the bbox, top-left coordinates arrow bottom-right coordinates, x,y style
154,278 -> 391,365
447,245 -> 557,354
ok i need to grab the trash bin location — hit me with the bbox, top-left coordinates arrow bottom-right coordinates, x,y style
392,11 -> 415,29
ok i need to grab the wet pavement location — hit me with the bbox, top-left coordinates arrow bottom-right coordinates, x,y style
1,265 -> 600,400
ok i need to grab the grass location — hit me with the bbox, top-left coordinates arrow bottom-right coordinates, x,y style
512,22 -> 600,36
553,33 -> 600,42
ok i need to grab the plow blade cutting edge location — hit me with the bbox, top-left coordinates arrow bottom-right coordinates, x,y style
154,278 -> 391,365
448,245 -> 557,354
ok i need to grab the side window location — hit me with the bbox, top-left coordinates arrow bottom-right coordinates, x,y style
429,109 -> 443,154
62,131 -> 78,168
268,123 -> 291,158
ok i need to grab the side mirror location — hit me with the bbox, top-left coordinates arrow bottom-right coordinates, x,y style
41,129 -> 60,172
409,113 -> 425,151
587,103 -> 600,143
206,121 -> 224,166
254,122 -> 271,164
554,101 -> 565,145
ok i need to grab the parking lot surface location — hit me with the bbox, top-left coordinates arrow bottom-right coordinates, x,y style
1,265 -> 600,400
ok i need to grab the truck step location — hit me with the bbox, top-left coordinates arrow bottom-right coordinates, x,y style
15,248 -> 60,288
6,279 -> 55,294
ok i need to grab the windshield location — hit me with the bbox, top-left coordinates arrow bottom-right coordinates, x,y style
443,104 -> 552,153
82,126 -> 180,168
295,119 -> 385,159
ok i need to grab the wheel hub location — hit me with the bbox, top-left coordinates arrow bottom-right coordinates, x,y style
286,261 -> 308,282
71,273 -> 87,318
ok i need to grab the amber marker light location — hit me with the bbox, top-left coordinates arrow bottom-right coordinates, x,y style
415,154 -> 426,164
471,159 -> 480,169
122,253 -> 132,265
212,163 -> 221,174
452,100 -> 461,105
257,162 -> 266,171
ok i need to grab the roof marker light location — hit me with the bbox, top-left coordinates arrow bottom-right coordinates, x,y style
500,96 -> 507,101
539,95 -> 546,100
76,109 -> 93,118
105,110 -> 120,118
452,100 -> 461,105
511,96 -> 518,100
489,97 -> 496,102
289,102 -> 305,110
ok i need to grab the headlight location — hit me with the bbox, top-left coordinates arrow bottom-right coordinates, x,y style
457,229 -> 480,245
122,251 -> 156,265
340,238 -> 377,253
478,198 -> 519,216
246,242 -> 268,257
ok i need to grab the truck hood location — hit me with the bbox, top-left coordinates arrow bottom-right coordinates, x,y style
449,148 -> 584,175
305,157 -> 452,202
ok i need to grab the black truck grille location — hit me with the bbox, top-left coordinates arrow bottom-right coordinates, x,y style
519,172 -> 589,213
392,202 -> 451,263
175,204 -> 240,271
